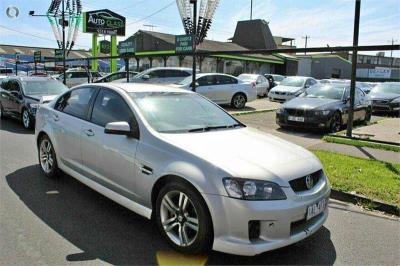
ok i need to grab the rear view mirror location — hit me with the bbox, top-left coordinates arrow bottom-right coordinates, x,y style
105,121 -> 133,136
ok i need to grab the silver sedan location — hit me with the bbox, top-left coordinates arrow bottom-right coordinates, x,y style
35,83 -> 330,256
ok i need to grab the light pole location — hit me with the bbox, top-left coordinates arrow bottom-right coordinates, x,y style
190,0 -> 197,92
346,0 -> 361,138
29,1 -> 68,85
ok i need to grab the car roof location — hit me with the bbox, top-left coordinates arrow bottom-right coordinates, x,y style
5,76 -> 56,82
145,67 -> 193,71
196,73 -> 236,78
104,82 -> 193,94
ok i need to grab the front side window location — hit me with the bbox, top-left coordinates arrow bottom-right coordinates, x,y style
55,87 -> 96,119
130,92 -> 243,133
91,89 -> 133,127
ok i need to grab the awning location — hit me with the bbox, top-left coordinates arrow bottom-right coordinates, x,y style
210,54 -> 284,64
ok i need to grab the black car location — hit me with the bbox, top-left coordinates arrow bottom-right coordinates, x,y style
368,82 -> 400,115
276,84 -> 371,132
94,71 -> 139,83
264,74 -> 285,89
0,77 -> 68,129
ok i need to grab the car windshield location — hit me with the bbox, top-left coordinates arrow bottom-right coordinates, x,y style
22,80 -> 69,95
130,92 -> 243,133
371,83 -> 400,94
272,75 -> 285,82
177,75 -> 194,85
238,74 -> 256,81
302,84 -> 345,100
280,77 -> 306,87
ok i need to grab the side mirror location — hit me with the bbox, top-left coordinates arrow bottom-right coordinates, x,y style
104,121 -> 135,137
191,82 -> 199,88
304,84 -> 310,89
10,91 -> 21,98
142,74 -> 150,80
344,96 -> 350,103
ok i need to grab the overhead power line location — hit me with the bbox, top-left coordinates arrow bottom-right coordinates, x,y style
127,1 -> 175,26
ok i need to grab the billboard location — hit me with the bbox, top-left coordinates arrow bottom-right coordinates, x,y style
175,35 -> 193,53
368,68 -> 391,79
83,9 -> 126,36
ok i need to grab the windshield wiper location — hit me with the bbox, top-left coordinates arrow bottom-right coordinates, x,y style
188,123 -> 243,132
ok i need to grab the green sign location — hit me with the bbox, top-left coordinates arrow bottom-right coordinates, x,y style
54,49 -> 64,61
99,40 -> 111,54
83,9 -> 126,36
34,51 -> 41,63
175,35 -> 193,53
118,40 -> 135,55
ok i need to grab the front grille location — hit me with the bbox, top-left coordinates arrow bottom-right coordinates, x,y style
274,91 -> 287,96
373,100 -> 389,105
289,170 -> 322,192
285,108 -> 308,116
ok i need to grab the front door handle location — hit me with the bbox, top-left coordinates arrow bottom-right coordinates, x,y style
140,165 -> 153,175
52,114 -> 59,121
84,129 -> 95,137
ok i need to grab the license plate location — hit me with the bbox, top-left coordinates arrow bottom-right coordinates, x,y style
306,198 -> 327,220
288,116 -> 305,122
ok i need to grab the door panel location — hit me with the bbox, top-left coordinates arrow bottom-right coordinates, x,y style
81,88 -> 140,199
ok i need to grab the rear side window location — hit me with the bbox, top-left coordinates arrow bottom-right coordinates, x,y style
90,89 -> 133,127
216,75 -> 237,85
55,87 -> 96,119
197,75 -> 215,86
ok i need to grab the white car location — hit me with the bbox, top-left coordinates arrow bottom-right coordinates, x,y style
173,73 -> 257,109
237,74 -> 269,97
120,67 -> 193,85
35,83 -> 330,256
268,76 -> 318,102
56,70 -> 102,87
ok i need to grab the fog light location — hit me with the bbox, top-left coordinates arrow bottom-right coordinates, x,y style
248,221 -> 260,242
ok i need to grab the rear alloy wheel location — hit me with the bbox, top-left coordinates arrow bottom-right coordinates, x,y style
22,109 -> 33,129
330,112 -> 342,133
231,93 -> 247,109
156,182 -> 213,254
38,135 -> 59,178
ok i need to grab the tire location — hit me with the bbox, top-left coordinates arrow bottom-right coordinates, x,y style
38,135 -> 60,178
329,111 -> 342,133
155,181 -> 213,255
0,104 -> 6,120
364,108 -> 372,124
22,108 -> 33,129
231,93 -> 247,109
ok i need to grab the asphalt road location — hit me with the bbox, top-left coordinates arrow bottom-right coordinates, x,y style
1,118 -> 399,265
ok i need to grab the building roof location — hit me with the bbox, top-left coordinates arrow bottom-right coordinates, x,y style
231,19 -> 277,50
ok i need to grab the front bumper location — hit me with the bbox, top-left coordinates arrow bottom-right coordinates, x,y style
371,101 -> 400,113
276,112 -> 332,129
202,181 -> 331,256
268,92 -> 295,102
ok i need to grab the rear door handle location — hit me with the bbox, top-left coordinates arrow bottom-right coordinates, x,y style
52,114 -> 59,121
84,129 -> 95,137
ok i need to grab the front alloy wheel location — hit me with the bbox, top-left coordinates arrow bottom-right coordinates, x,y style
330,112 -> 342,133
22,109 -> 32,129
160,191 -> 199,247
156,182 -> 213,254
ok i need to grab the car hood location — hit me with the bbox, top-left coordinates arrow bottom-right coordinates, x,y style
160,127 -> 321,185
368,92 -> 400,101
284,97 -> 341,110
26,94 -> 58,103
271,85 -> 303,93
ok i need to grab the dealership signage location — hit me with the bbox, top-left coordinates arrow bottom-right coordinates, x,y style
83,9 -> 126,36
54,49 -> 63,61
175,35 -> 193,53
118,40 -> 135,55
368,68 -> 391,79
34,51 -> 41,63
99,40 -> 111,54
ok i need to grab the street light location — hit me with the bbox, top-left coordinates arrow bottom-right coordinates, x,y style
29,1 -> 70,85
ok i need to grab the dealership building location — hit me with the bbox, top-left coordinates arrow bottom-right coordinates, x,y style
122,19 -> 299,76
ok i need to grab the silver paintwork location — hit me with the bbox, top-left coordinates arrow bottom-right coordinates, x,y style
35,82 -> 330,256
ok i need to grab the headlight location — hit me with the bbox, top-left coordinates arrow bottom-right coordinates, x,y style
276,108 -> 284,114
391,97 -> 400,103
222,178 -> 286,200
314,110 -> 331,116
29,103 -> 40,109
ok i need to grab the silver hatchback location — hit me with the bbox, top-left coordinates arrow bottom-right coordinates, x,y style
35,83 -> 330,256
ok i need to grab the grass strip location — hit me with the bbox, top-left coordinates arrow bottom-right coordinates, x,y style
323,135 -> 400,152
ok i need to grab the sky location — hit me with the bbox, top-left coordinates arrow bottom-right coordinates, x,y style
0,0 -> 399,56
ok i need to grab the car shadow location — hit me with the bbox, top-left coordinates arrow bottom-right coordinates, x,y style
275,127 -> 325,140
6,165 -> 337,265
0,118 -> 33,135
222,105 -> 257,113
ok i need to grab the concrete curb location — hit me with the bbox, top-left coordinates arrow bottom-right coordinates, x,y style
330,189 -> 399,216
231,108 -> 277,116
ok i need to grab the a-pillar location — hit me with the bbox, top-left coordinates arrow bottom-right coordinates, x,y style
91,34 -> 98,71
110,35 -> 117,72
